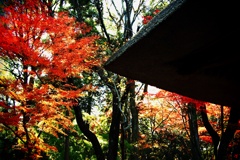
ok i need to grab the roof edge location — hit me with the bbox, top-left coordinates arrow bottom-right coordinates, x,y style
104,0 -> 186,66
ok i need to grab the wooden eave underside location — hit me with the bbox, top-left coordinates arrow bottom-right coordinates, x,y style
104,0 -> 240,107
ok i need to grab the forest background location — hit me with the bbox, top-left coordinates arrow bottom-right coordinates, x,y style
0,0 -> 239,160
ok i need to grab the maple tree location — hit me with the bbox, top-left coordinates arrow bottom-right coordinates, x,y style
0,0 -> 101,159
137,85 -> 240,160
135,88 -> 231,159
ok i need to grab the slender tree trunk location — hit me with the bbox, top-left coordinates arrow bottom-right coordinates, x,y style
73,105 -> 105,160
94,0 -> 111,43
128,80 -> 138,142
64,131 -> 70,160
95,67 -> 121,160
123,0 -> 133,39
128,79 -> 139,160
59,0 -> 64,8
200,105 -> 220,157
120,122 -> 125,160
120,91 -> 130,160
107,89 -> 121,160
220,105 -> 224,136
22,65 -> 34,159
187,103 -> 203,160
64,111 -> 70,160
216,106 -> 240,160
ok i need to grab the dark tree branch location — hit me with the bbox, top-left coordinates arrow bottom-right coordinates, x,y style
95,67 -> 121,160
200,105 -> 220,157
94,0 -> 111,44
216,106 -> 240,160
73,105 -> 105,160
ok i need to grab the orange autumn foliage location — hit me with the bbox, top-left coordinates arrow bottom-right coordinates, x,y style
0,0 -> 101,158
138,88 -> 230,152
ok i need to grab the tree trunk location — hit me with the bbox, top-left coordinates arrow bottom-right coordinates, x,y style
95,67 -> 121,160
128,79 -> 139,160
64,111 -> 70,160
187,103 -> 203,160
123,0 -> 133,39
64,131 -> 70,160
94,0 -> 111,43
216,106 -> 240,160
200,105 -> 220,157
73,105 -> 105,160
107,89 -> 121,160
128,79 -> 138,142
201,105 -> 240,159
